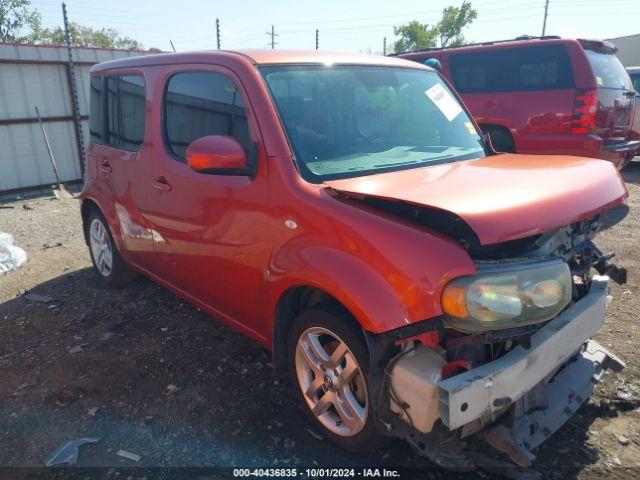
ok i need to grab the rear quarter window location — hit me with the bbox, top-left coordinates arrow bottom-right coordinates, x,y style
448,44 -> 575,93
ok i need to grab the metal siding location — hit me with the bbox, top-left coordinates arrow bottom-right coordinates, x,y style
0,44 -> 146,192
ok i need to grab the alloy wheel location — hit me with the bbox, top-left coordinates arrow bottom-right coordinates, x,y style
89,218 -> 113,277
295,326 -> 368,437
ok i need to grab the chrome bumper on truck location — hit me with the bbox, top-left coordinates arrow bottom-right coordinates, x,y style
437,276 -> 625,466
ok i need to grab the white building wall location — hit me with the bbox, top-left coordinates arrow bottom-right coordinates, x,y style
606,34 -> 640,67
0,43 -> 146,192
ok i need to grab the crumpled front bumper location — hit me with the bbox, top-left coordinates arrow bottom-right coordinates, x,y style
436,276 -> 624,465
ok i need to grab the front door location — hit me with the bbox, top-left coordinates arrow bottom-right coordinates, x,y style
144,65 -> 270,340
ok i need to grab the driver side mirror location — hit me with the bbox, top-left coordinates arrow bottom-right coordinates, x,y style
186,135 -> 250,175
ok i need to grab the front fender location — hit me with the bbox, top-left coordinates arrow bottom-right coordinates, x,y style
268,245 -> 411,334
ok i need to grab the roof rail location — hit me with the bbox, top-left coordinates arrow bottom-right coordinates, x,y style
390,35 -> 561,56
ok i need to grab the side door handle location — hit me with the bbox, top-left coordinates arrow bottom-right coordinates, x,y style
152,177 -> 172,192
99,162 -> 112,173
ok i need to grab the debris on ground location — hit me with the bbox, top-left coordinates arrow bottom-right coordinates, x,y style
68,345 -> 83,354
0,232 -> 27,277
23,292 -> 55,303
116,449 -> 142,462
166,384 -> 178,395
306,428 -> 325,441
618,435 -> 630,446
22,204 -> 33,211
44,437 -> 100,466
42,242 -> 63,250
87,407 -> 99,417
55,389 -> 76,407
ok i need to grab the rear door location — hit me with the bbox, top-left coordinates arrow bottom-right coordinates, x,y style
90,73 -> 155,266
583,45 -> 635,142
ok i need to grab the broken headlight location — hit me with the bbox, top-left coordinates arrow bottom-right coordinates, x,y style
441,260 -> 571,333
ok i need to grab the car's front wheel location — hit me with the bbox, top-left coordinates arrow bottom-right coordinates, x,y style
287,306 -> 382,452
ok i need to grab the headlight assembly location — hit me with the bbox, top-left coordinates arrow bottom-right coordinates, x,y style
441,260 -> 571,333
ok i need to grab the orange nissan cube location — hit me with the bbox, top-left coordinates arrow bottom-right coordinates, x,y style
81,50 -> 628,468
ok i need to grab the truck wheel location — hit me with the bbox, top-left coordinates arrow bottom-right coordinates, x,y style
85,210 -> 137,286
287,306 -> 383,452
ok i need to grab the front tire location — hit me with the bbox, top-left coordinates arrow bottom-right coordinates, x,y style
286,306 -> 383,452
85,210 -> 137,286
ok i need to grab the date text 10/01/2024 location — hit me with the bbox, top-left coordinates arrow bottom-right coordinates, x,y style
233,468 -> 401,477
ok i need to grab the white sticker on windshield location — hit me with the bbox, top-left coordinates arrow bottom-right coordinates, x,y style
425,83 -> 462,121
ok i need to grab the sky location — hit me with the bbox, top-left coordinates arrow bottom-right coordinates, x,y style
29,0 -> 639,53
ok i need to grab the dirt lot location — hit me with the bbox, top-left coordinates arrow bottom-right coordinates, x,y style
1,163 -> 640,478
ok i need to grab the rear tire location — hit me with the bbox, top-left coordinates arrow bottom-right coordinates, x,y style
85,210 -> 137,286
286,305 -> 384,453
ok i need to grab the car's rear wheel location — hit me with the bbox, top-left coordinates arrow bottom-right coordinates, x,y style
287,306 -> 382,452
86,210 -> 137,286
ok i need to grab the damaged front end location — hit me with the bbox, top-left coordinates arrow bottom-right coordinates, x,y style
365,212 -> 627,470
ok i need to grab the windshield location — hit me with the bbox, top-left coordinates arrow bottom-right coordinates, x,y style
585,50 -> 632,90
260,65 -> 485,182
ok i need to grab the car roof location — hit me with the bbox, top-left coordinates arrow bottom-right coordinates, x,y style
90,49 -> 429,73
396,37 -> 616,59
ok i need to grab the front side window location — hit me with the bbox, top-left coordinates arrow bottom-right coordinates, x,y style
101,74 -> 145,150
449,45 -> 575,93
261,65 -> 484,182
163,71 -> 250,161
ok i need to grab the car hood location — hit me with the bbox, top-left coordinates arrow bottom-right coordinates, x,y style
324,154 -> 627,245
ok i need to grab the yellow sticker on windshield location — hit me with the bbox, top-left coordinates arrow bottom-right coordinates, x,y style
464,122 -> 476,134
596,76 -> 603,86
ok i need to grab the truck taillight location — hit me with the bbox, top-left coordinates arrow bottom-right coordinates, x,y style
571,89 -> 597,134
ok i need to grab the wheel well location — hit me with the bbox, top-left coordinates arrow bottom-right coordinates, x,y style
80,199 -> 101,245
479,124 -> 516,153
272,286 -> 360,376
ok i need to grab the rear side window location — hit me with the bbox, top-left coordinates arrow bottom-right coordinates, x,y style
584,50 -> 632,90
163,71 -> 251,161
89,76 -> 103,143
92,74 -> 146,151
449,45 -> 575,93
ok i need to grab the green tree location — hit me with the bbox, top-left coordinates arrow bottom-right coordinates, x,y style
0,0 -> 40,42
35,22 -> 144,50
393,20 -> 438,53
393,2 -> 478,53
438,1 -> 477,48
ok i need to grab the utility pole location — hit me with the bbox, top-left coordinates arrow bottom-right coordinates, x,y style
383,37 -> 387,56
266,25 -> 278,49
216,18 -> 221,49
542,0 -> 550,36
315,29 -> 319,50
170,40 -> 176,52
62,2 -> 86,175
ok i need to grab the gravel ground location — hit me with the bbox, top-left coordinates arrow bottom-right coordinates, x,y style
0,162 -> 639,479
